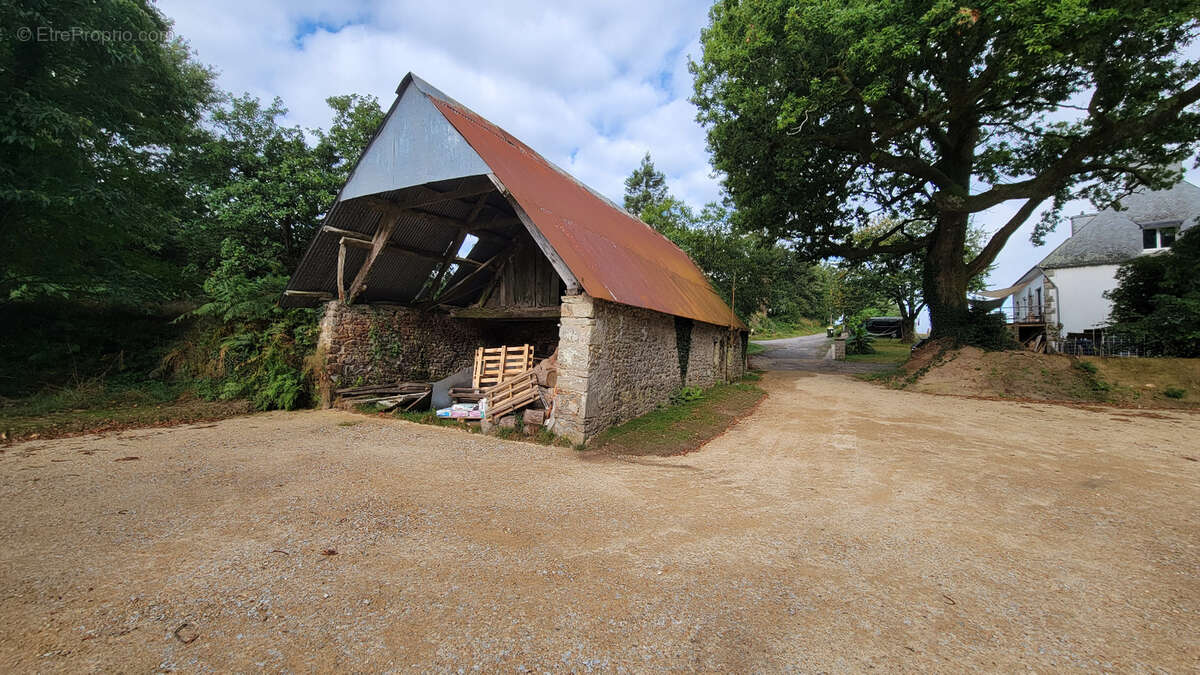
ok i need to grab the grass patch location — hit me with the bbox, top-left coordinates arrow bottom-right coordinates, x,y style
1085,356 -> 1200,408
845,338 -> 912,364
0,378 -> 251,441
588,374 -> 766,457
746,342 -> 767,356
750,317 -> 826,341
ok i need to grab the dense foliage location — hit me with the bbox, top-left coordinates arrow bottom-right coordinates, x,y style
1106,227 -> 1200,356
624,154 -> 829,327
0,0 -> 384,411
693,0 -> 1200,342
0,0 -> 216,303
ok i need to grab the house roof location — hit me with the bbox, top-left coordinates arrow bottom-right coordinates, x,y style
283,74 -> 744,330
1036,178 -> 1200,269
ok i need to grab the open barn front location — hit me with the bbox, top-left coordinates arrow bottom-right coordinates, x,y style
289,174 -> 570,420
282,74 -> 748,443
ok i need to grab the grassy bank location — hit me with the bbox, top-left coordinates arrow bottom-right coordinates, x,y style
889,342 -> 1200,408
0,379 -> 251,441
749,317 -> 826,341
845,338 -> 912,365
588,373 -> 766,456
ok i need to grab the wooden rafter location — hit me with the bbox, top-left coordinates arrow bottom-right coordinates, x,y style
421,243 -> 516,309
385,182 -> 494,210
418,193 -> 491,302
364,197 -> 520,232
324,226 -> 481,267
344,212 -> 401,304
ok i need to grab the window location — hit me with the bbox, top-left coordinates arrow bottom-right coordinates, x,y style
1142,224 -> 1180,250
1143,228 -> 1158,249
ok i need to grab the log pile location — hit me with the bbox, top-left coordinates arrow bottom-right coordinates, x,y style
335,382 -> 431,411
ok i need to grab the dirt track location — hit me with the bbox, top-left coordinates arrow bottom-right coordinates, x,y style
1,372 -> 1197,671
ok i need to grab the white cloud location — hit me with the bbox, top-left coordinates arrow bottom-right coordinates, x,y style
158,0 -> 720,208
158,0 -> 1198,327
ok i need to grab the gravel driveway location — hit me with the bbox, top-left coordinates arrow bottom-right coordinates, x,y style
1,372 -> 1197,671
750,333 -> 891,373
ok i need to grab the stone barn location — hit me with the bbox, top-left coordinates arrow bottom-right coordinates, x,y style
282,74 -> 747,443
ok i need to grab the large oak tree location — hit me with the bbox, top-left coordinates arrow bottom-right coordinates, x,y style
692,0 -> 1200,339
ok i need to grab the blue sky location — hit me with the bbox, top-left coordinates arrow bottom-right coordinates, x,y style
159,0 -> 1199,329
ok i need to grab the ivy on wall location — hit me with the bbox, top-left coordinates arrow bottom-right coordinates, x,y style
674,316 -> 694,383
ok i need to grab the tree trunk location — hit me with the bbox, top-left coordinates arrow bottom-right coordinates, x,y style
923,211 -> 971,340
899,313 -> 917,343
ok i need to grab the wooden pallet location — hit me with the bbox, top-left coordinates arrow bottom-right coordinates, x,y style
484,369 -> 540,422
472,344 -> 534,389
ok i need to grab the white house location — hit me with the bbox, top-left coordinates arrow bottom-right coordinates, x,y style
985,178 -> 1200,342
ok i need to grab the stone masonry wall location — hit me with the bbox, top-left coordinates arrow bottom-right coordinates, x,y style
316,301 -> 561,406
551,294 -> 746,444
318,302 -> 485,397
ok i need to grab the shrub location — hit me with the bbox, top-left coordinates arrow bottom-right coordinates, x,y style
670,386 -> 705,404
165,239 -> 320,411
844,311 -> 876,354
1165,386 -> 1187,399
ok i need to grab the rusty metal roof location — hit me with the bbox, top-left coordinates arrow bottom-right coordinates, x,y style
421,85 -> 744,330
284,74 -> 745,330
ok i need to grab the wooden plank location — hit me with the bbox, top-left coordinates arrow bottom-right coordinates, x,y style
472,348 -> 484,389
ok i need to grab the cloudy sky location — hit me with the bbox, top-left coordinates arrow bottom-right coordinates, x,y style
159,0 -> 1198,327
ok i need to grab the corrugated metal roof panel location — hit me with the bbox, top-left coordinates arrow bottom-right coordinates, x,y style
424,91 -> 745,330
281,177 -> 496,308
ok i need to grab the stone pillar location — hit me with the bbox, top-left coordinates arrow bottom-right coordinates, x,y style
550,294 -> 595,445
315,301 -> 341,408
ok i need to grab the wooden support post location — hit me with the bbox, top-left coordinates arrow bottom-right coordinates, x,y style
337,239 -> 348,302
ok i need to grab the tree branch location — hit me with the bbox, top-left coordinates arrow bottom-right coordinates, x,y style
965,195 -> 1047,278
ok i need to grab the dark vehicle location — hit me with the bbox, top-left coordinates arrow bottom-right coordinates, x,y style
864,316 -> 902,338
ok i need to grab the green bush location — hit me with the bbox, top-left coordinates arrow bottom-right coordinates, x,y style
1106,228 -> 1200,357
168,239 -> 320,411
1165,386 -> 1187,399
670,386 -> 705,404
844,311 -> 876,355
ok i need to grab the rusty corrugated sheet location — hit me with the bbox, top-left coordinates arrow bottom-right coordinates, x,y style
427,96 -> 746,330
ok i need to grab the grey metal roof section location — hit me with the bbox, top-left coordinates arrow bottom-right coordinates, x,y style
339,77 -> 489,202
1037,179 -> 1200,269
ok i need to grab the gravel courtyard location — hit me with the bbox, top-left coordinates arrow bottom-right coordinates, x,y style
1,372 -> 1197,671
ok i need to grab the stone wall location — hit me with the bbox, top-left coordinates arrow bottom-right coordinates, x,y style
551,294 -> 746,444
316,301 -> 559,404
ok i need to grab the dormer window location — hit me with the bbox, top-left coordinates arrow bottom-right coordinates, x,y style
1142,222 -> 1180,250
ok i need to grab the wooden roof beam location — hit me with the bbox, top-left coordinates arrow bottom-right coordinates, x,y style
322,227 -> 482,267
364,197 -> 521,232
